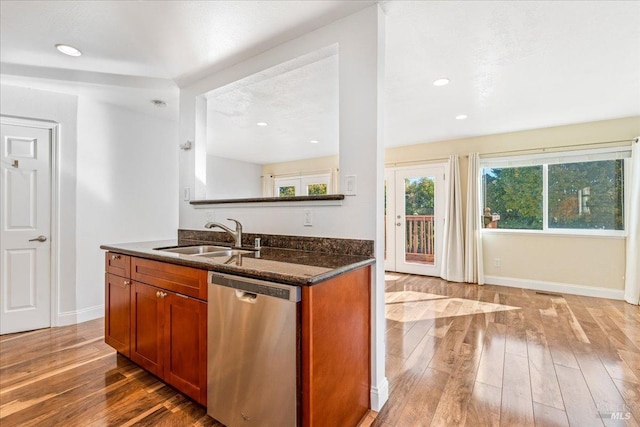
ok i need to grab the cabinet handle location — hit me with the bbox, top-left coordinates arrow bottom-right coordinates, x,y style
111,254 -> 121,260
123,280 -> 130,286
156,291 -> 161,298
161,292 -> 167,299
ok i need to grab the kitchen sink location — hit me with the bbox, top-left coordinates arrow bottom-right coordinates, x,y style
196,249 -> 254,257
158,245 -> 234,254
155,245 -> 254,257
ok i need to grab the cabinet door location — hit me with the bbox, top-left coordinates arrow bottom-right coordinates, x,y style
130,281 -> 163,376
163,292 -> 207,405
104,273 -> 131,356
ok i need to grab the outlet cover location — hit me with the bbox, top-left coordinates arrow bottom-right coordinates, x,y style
304,208 -> 313,226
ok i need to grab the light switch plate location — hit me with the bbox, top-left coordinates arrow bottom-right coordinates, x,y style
344,175 -> 357,196
304,208 -> 313,226
183,187 -> 191,201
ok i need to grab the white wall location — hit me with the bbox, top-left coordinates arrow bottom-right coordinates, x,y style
1,84 -> 179,325
1,85 -> 79,326
386,116 -> 640,297
75,98 -> 178,318
178,5 -> 388,410
206,155 -> 262,199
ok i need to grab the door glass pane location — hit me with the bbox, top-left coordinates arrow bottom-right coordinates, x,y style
404,176 -> 435,265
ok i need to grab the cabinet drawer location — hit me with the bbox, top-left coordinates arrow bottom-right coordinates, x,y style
106,252 -> 131,278
131,257 -> 207,300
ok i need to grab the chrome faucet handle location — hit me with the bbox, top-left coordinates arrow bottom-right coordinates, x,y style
226,218 -> 243,247
226,218 -> 242,231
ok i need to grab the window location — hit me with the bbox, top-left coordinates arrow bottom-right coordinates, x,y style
481,148 -> 629,234
274,173 -> 331,197
279,186 -> 297,197
548,160 -> 624,230
483,165 -> 543,230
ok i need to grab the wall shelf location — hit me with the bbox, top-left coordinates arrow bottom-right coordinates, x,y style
189,194 -> 345,208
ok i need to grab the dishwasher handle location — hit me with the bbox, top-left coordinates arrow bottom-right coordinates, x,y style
236,290 -> 258,303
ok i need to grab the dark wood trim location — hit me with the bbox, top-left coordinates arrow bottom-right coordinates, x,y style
189,194 -> 345,205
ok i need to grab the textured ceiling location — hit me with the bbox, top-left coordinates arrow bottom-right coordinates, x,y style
383,0 -> 640,147
206,49 -> 338,165
1,1 -> 639,161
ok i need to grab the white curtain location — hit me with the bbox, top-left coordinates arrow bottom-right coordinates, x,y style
465,152 -> 485,284
330,168 -> 340,194
625,137 -> 640,305
441,155 -> 464,282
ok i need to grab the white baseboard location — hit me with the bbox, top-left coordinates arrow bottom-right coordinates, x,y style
370,377 -> 389,412
56,304 -> 104,326
484,275 -> 625,300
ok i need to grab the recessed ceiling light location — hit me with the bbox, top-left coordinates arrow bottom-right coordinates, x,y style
455,114 -> 468,120
310,140 -> 319,144
151,99 -> 168,108
55,44 -> 82,57
256,122 -> 268,127
433,78 -> 450,86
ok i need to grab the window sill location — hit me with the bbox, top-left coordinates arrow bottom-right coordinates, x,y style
481,228 -> 627,239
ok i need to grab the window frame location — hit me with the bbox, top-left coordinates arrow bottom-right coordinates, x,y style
480,146 -> 631,237
273,172 -> 331,197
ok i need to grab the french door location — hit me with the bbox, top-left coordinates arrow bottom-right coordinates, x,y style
385,165 -> 445,276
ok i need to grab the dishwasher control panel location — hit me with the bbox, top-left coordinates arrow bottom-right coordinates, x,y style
208,272 -> 301,302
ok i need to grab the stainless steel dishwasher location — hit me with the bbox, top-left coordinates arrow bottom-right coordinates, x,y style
207,271 -> 300,427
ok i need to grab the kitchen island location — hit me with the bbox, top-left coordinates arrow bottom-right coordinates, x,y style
101,237 -> 374,427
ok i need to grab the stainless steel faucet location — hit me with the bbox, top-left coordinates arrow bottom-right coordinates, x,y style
204,218 -> 243,248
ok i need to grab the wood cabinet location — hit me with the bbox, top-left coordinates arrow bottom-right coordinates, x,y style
105,253 -> 131,356
302,266 -> 371,427
105,272 -> 131,356
105,250 -> 372,424
104,252 -> 208,405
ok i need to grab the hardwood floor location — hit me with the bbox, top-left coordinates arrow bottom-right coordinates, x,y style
374,274 -> 640,427
1,274 -> 638,426
0,319 -> 220,426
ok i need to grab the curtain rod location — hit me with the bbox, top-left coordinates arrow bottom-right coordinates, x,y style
385,138 -> 633,167
480,138 -> 632,159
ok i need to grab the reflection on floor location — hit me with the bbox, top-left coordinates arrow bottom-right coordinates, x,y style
1,273 -> 638,427
366,272 -> 640,427
385,290 -> 520,322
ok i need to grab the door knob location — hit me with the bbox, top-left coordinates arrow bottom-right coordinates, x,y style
396,222 -> 402,226
29,235 -> 47,242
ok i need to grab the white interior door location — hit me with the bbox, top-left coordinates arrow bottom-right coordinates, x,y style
1,123 -> 52,334
385,165 -> 445,276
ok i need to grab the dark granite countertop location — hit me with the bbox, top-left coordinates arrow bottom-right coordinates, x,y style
100,240 -> 375,286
